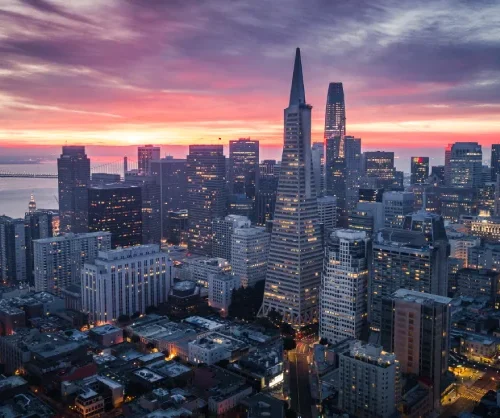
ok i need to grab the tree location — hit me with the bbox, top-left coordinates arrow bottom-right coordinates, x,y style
117,314 -> 130,324
145,305 -> 159,315
228,280 -> 265,321
131,311 -> 141,319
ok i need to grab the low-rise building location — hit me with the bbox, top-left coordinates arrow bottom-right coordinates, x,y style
208,273 -> 241,315
188,332 -> 248,365
89,324 -> 123,347
460,333 -> 499,364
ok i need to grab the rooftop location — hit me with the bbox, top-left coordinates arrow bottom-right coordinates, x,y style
346,341 -> 398,367
134,368 -> 164,383
189,332 -> 247,352
35,231 -> 111,243
183,316 -> 227,331
91,324 -> 122,335
392,289 -> 452,305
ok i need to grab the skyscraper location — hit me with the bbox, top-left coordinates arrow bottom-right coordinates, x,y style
319,230 -> 369,344
324,82 -> 346,154
446,142 -> 483,188
228,138 -> 259,200
259,48 -> 323,325
87,184 -> 143,248
311,142 -> 325,197
344,135 -> 362,211
0,216 -> 27,283
411,156 -> 430,185
362,151 -> 395,190
212,215 -> 251,260
381,289 -> 451,410
186,145 -> 226,255
491,144 -> 500,180
150,157 -> 188,240
138,145 -> 160,175
57,146 -> 91,233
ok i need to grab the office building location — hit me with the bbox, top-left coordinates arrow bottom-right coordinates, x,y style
324,82 -> 346,145
362,151 -> 395,190
358,188 -> 384,203
256,174 -> 278,226
208,273 -> 241,314
82,245 -> 171,324
491,144 -> 500,180
88,184 -> 143,248
57,146 -> 91,233
165,209 -> 189,245
344,136 -> 362,212
411,157 -> 430,185
34,232 -> 111,295
370,211 -> 449,330
186,145 -> 226,255
150,157 -> 188,239
468,243 -> 500,271
259,49 -> 323,325
124,172 -> 161,245
0,217 -> 27,283
317,196 -> 337,233
383,191 -> 415,228
312,142 -> 325,197
446,142 -> 483,188
470,216 -> 500,242
447,230 -> 480,266
381,289 -> 451,410
229,138 -> 259,201
338,342 -> 400,418
24,211 -> 53,283
319,230 -> 369,344
138,145 -> 160,175
178,257 -> 232,288
91,173 -> 120,186
348,202 -> 384,236
231,226 -> 270,288
455,268 -> 500,302
212,215 -> 251,260
325,149 -> 347,217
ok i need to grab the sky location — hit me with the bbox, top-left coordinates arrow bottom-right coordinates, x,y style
0,0 -> 499,160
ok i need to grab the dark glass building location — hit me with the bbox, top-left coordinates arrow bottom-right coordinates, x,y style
410,156 -> 429,185
229,138 -> 259,199
324,82 -> 346,152
87,184 -> 142,248
57,146 -> 90,233
186,145 -> 226,255
362,151 -> 395,190
491,144 -> 500,181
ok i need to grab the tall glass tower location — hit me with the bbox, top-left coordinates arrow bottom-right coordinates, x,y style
259,48 -> 323,325
324,82 -> 346,155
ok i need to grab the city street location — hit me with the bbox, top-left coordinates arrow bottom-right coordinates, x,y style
288,342 -> 314,418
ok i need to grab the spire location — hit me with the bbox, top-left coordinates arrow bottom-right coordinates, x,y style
289,47 -> 306,106
28,191 -> 36,214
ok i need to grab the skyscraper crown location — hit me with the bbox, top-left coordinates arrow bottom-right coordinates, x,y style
289,48 -> 306,106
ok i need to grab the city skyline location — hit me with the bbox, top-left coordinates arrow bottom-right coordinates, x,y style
0,1 -> 499,151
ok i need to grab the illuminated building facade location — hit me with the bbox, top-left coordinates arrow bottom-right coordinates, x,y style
324,82 -> 346,152
410,157 -> 429,185
229,138 -> 259,201
362,151 -> 395,190
259,48 -> 323,325
138,145 -> 160,175
446,142 -> 482,188
186,145 -> 226,255
319,230 -> 369,344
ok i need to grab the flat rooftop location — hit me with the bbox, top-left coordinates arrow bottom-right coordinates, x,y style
91,324 -> 122,335
392,289 -> 452,305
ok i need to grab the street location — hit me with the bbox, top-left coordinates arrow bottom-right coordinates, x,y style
288,341 -> 314,418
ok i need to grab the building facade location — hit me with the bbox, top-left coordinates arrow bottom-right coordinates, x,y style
212,215 -> 251,261
138,145 -> 160,175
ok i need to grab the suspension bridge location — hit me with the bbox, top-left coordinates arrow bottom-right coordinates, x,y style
0,158 -> 138,179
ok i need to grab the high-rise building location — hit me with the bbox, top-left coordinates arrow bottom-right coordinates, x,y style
138,145 -> 160,175
362,151 -> 395,190
383,191 -> 415,228
491,144 -> 500,181
231,226 -> 270,288
411,157 -> 430,185
344,136 -> 362,212
186,145 -> 226,255
124,173 -> 161,245
208,273 -> 241,314
178,257 -> 232,288
311,142 -> 325,197
259,160 -> 277,176
34,231 -> 111,295
468,243 -> 500,271
0,216 -> 27,283
28,192 -> 36,214
88,184 -> 143,248
317,196 -> 337,233
57,146 -> 91,233
212,215 -> 251,260
446,142 -> 483,188
324,82 -> 346,150
358,188 -> 384,203
348,202 -> 384,236
229,138 -> 259,200
381,289 -> 451,410
150,157 -> 188,240
165,209 -> 189,245
256,173 -> 278,226
319,230 -> 369,344
24,211 -> 53,283
259,49 -> 323,325
82,245 -> 171,324
338,342 -> 400,418
369,211 -> 449,330
496,175 -> 500,216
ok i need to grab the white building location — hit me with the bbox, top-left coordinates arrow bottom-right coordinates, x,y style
231,227 -> 270,288
82,245 -> 172,325
178,257 -> 231,288
212,215 -> 251,260
382,191 -> 415,229
338,341 -> 400,418
317,196 -> 337,231
188,332 -> 247,365
208,273 -> 241,314
320,230 -> 369,344
447,230 -> 480,266
34,232 -> 112,295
